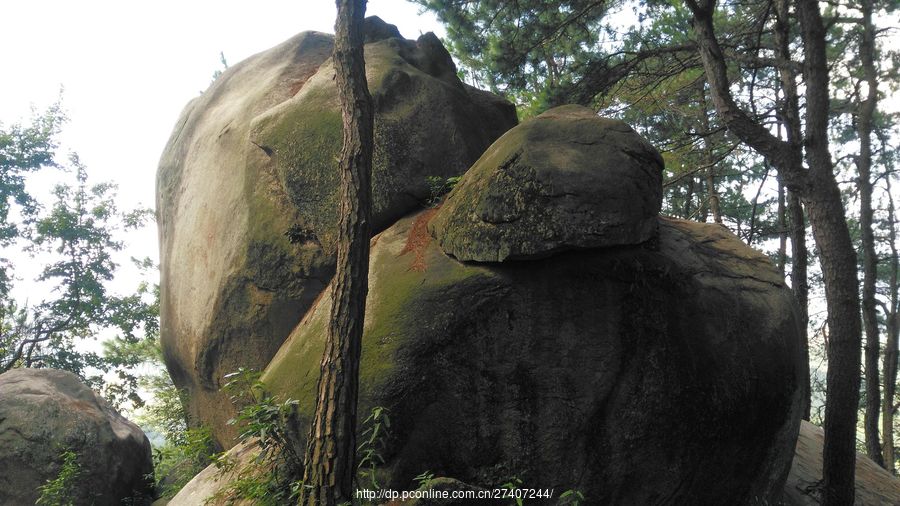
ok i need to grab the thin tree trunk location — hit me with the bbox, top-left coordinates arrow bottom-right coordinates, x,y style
789,190 -> 810,420
684,177 -> 695,219
301,1 -> 374,504
883,177 -> 899,473
698,84 -> 722,224
858,0 -> 884,468
773,0 -> 810,421
778,177 -> 787,276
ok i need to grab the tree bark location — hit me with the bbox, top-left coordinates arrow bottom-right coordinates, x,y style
789,190 -> 810,420
686,0 -> 862,502
857,0 -> 884,468
773,0 -> 810,421
697,83 -> 722,224
796,2 -> 863,503
777,177 -> 787,276
300,1 -> 374,504
883,177 -> 899,473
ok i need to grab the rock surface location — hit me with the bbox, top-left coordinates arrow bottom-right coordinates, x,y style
784,420 -> 900,505
261,212 -> 804,505
0,368 -> 153,505
429,105 -> 663,262
156,19 -> 516,443
165,441 -> 260,506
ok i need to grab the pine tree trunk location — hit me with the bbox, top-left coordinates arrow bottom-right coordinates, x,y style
858,0 -> 884,468
300,1 -> 374,504
697,84 -> 721,224
789,190 -> 810,421
777,177 -> 787,276
883,179 -> 899,473
797,2 -> 863,503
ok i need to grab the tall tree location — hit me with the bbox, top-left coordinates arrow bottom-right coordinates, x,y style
856,0 -> 884,467
883,175 -> 900,472
300,0 -> 374,504
0,108 -> 157,403
685,0 -> 862,503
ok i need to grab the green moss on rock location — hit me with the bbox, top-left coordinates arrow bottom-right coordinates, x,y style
429,105 -> 664,262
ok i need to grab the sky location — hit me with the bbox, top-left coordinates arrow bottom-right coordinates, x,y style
0,0 -> 445,294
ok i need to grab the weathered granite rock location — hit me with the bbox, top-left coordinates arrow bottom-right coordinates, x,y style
156,19 -> 516,443
429,105 -> 663,262
0,368 -> 153,505
260,212 -> 804,505
784,420 -> 900,505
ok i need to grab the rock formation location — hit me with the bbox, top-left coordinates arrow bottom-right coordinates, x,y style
430,105 -> 663,261
157,19 -> 804,505
261,210 -> 803,504
0,368 -> 153,505
156,17 -> 516,441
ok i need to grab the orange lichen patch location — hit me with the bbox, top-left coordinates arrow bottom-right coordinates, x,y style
399,208 -> 438,272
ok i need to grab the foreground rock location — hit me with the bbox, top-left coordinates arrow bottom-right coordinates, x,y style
156,18 -> 516,442
429,105 -> 663,262
0,368 -> 153,505
784,420 -> 900,505
261,212 -> 804,505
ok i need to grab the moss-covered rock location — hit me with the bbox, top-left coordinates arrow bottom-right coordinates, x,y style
156,20 -> 516,444
261,212 -> 803,505
429,105 -> 663,262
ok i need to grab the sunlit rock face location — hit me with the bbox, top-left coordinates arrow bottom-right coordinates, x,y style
0,368 -> 153,505
155,17 -> 516,443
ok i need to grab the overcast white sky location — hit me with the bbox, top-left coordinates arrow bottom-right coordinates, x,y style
0,0 -> 444,294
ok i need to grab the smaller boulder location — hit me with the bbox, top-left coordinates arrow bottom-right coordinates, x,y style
784,420 -> 900,505
429,105 -> 664,262
0,368 -> 153,505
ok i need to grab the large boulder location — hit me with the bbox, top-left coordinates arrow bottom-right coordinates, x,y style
261,211 -> 804,504
784,420 -> 900,505
429,105 -> 663,262
0,368 -> 153,505
156,18 -> 516,442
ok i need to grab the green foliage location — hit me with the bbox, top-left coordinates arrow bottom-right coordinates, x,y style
415,0 -> 610,108
151,426 -> 218,499
0,105 -> 158,407
414,470 -> 435,489
500,476 -> 524,506
425,175 -> 461,207
357,406 -> 391,492
560,488 -> 586,506
36,449 -> 81,506
210,368 -> 303,504
0,103 -> 65,261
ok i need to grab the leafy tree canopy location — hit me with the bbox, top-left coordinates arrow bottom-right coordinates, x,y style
0,105 -> 158,408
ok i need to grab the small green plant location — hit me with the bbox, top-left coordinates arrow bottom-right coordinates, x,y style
414,470 -> 435,489
36,449 -> 81,506
560,488 -> 586,506
208,368 -> 303,505
425,175 -> 462,206
357,406 -> 391,492
501,476 -> 524,506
